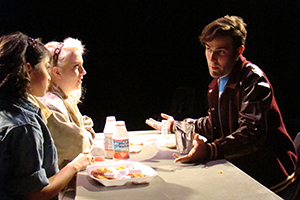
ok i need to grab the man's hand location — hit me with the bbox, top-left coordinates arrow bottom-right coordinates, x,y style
173,134 -> 208,163
145,113 -> 174,132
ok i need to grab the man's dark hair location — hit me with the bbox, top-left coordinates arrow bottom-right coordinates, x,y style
199,15 -> 247,48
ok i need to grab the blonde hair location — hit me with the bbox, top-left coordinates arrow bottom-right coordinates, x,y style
45,37 -> 85,68
45,37 -> 85,101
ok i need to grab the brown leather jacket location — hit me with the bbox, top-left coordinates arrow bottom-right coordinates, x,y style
173,55 -> 297,192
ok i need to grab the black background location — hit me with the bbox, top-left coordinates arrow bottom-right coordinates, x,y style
1,1 -> 299,138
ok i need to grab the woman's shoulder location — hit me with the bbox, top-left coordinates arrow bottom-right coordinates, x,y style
0,100 -> 40,130
39,92 -> 61,102
38,92 -> 67,112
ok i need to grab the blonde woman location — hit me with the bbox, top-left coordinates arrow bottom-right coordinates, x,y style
39,37 -> 96,169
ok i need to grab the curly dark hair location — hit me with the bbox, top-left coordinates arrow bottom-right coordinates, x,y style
199,15 -> 247,49
0,32 -> 50,100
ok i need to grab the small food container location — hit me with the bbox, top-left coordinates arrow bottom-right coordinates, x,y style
86,161 -> 157,187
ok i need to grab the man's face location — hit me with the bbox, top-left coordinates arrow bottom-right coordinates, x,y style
205,36 -> 240,78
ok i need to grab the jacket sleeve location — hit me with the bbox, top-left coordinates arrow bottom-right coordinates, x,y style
47,111 -> 94,168
82,115 -> 96,138
5,125 -> 49,195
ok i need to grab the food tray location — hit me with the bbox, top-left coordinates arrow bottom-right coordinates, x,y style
86,161 -> 157,187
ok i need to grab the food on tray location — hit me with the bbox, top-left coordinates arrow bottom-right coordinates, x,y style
91,164 -> 149,181
115,165 -> 126,170
94,157 -> 104,162
130,172 -> 149,178
94,174 -> 115,180
91,170 -> 104,178
91,168 -> 116,180
87,161 -> 157,187
93,167 -> 113,173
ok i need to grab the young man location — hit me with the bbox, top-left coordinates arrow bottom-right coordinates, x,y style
146,15 -> 298,198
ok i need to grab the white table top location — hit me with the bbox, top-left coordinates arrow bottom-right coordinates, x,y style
75,130 -> 282,200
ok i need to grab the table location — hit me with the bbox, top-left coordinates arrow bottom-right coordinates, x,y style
75,131 -> 282,200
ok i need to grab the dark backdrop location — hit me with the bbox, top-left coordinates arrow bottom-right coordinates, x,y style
1,1 -> 299,138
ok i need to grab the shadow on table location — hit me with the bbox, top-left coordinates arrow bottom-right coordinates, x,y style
82,175 -> 194,199
131,143 -> 178,162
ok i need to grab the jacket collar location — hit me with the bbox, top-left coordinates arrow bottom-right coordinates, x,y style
48,83 -> 68,99
28,94 -> 52,123
0,96 -> 40,115
208,55 -> 250,90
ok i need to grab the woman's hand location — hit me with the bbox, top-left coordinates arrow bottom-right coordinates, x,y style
145,113 -> 174,132
68,153 -> 93,172
173,134 -> 208,163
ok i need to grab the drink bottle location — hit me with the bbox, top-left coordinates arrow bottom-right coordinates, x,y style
103,116 -> 116,159
113,120 -> 129,160
160,119 -> 168,146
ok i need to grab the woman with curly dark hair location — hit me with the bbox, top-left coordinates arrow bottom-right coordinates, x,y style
0,32 -> 93,200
